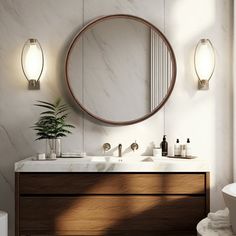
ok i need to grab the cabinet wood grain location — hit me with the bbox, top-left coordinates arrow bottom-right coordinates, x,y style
20,196 -> 205,233
19,173 -> 205,195
16,172 -> 210,236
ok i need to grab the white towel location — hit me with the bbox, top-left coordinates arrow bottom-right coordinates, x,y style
209,221 -> 231,229
208,208 -> 231,230
208,218 -> 230,225
208,208 -> 230,221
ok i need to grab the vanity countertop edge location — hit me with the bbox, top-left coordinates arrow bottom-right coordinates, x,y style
15,156 -> 210,172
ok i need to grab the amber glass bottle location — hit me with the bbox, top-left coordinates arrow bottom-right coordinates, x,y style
161,135 -> 168,156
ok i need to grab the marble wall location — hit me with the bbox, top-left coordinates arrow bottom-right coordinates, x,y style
0,0 -> 233,235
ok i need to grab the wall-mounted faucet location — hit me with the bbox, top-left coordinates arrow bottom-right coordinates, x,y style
103,143 -> 111,152
104,142 -> 138,157
131,141 -> 139,151
118,144 -> 122,157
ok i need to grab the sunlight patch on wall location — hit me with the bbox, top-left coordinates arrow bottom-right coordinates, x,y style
169,0 -> 215,43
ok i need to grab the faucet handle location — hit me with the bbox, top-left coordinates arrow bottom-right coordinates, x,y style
131,141 -> 139,151
103,143 -> 111,152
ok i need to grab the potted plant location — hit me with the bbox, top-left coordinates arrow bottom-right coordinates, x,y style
32,98 -> 75,159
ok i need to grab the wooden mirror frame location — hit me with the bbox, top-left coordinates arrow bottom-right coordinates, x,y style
65,14 -> 177,125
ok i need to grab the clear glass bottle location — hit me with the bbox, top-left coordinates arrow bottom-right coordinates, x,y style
174,139 -> 181,156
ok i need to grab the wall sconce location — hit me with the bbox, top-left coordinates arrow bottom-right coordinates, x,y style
194,39 -> 215,90
21,39 -> 44,90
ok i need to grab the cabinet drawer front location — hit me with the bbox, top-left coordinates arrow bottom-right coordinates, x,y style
20,196 -> 205,234
19,173 -> 205,194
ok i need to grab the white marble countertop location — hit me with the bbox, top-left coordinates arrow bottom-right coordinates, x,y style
15,156 -> 210,172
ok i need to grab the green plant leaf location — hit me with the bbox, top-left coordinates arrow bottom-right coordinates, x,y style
40,111 -> 55,115
39,115 -> 56,120
33,98 -> 75,140
56,133 -> 67,137
58,104 -> 68,109
36,100 -> 55,108
55,98 -> 61,107
56,108 -> 69,116
34,104 -> 55,111
64,124 -> 75,128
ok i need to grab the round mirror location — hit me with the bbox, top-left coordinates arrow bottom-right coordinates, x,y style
65,14 -> 176,125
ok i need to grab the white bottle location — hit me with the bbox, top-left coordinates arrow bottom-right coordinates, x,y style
186,138 -> 192,157
174,139 -> 181,156
181,144 -> 186,157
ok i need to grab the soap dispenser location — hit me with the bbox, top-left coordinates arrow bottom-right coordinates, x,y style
186,138 -> 192,157
161,135 -> 168,156
174,139 -> 181,156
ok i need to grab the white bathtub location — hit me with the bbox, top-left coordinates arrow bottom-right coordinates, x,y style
222,183 -> 236,233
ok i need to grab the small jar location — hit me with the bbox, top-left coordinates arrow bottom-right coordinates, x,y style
153,147 -> 162,158
37,153 -> 46,160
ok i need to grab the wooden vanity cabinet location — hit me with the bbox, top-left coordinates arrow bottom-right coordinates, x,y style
15,172 -> 210,236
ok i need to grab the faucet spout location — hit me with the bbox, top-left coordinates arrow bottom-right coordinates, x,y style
118,144 -> 122,157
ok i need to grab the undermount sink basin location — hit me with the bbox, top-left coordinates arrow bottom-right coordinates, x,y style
90,156 -> 152,163
89,156 -> 209,171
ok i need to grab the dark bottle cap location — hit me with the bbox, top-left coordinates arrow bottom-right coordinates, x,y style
163,135 -> 166,141
187,138 -> 190,143
176,139 -> 179,143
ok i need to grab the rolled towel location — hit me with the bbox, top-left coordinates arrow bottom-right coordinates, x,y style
207,208 -> 232,230
208,208 -> 230,221
208,216 -> 230,223
208,218 -> 230,224
209,221 -> 231,229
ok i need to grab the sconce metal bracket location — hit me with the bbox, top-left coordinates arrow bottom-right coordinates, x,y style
198,80 -> 209,90
28,80 -> 40,90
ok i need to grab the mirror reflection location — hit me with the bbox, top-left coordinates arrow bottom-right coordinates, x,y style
66,15 -> 176,124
